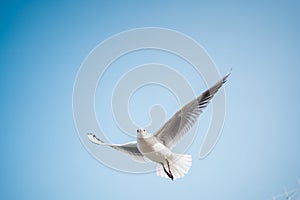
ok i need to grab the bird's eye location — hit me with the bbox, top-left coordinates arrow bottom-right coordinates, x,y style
143,129 -> 145,132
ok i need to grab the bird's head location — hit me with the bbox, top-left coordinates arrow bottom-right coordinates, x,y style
137,128 -> 147,138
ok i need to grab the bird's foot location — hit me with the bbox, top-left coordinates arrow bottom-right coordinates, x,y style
161,161 -> 173,180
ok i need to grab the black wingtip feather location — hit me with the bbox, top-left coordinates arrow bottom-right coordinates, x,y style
87,133 -> 105,143
223,70 -> 232,82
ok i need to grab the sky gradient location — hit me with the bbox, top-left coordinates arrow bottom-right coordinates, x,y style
1,1 -> 300,199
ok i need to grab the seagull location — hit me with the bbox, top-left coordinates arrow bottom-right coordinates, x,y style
88,72 -> 230,180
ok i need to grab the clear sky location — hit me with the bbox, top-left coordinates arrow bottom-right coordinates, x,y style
0,1 -> 300,200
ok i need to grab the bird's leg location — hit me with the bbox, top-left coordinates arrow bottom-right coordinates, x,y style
160,163 -> 170,178
165,159 -> 173,180
160,163 -> 173,180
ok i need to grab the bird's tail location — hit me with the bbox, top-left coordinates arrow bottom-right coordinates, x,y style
156,153 -> 192,180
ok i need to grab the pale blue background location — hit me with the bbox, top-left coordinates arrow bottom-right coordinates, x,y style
1,1 -> 300,199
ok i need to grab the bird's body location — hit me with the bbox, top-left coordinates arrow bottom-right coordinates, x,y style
87,72 -> 230,180
136,129 -> 192,180
137,131 -> 171,163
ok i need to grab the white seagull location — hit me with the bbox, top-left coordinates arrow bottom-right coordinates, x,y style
88,73 -> 230,180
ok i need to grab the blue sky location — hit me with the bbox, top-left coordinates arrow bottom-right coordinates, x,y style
1,1 -> 300,199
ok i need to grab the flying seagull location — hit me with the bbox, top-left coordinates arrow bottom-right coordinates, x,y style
88,72 -> 230,180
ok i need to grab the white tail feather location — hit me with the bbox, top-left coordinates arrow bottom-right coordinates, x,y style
156,154 -> 192,180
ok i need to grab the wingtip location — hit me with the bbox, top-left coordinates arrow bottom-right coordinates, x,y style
87,133 -> 104,144
87,132 -> 95,140
227,68 -> 232,76
223,69 -> 232,82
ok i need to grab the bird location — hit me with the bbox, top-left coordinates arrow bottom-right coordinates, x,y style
87,72 -> 230,180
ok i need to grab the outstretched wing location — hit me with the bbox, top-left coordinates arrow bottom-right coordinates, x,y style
87,133 -> 148,163
154,73 -> 230,149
